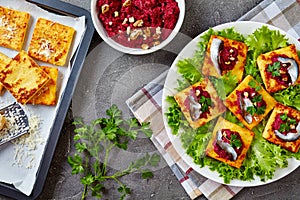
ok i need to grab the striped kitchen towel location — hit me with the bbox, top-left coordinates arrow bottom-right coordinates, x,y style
126,0 -> 300,199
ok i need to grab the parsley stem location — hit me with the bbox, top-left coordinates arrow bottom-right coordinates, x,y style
102,142 -> 113,175
81,184 -> 88,200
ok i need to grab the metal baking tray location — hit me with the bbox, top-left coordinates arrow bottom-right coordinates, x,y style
0,0 -> 94,199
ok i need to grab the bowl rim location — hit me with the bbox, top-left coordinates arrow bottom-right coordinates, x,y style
91,0 -> 185,55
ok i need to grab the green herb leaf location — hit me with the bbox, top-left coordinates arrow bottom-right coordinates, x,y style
199,96 -> 212,112
248,79 -> 261,91
252,94 -> 262,103
247,106 -> 256,115
267,62 -> 281,77
280,113 -> 288,121
230,135 -> 242,148
141,169 -> 154,179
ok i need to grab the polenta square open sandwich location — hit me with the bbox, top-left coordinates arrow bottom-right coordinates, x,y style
28,18 -> 76,66
257,44 -> 300,93
263,104 -> 300,153
206,117 -> 254,168
224,75 -> 277,130
0,51 -> 50,104
202,35 -> 248,82
174,78 -> 226,129
0,6 -> 30,51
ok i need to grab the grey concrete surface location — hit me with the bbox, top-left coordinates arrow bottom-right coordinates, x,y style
1,0 -> 300,200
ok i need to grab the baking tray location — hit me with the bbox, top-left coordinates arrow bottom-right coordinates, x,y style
0,0 -> 94,199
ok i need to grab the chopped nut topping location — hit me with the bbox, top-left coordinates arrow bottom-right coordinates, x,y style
130,29 -> 143,40
114,11 -> 119,17
141,44 -> 149,50
290,124 -> 296,129
229,57 -> 235,61
108,21 -> 113,26
195,89 -> 201,96
101,4 -> 109,14
225,61 -> 231,65
143,27 -> 151,37
243,91 -> 249,97
153,33 -> 160,40
128,16 -> 135,23
122,18 -> 128,25
279,69 -> 286,74
126,26 -> 131,35
123,0 -> 131,7
156,27 -> 161,34
133,19 -> 143,27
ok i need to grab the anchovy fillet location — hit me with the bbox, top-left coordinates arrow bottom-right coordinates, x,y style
240,97 -> 253,124
277,57 -> 299,84
210,38 -> 223,76
275,122 -> 300,141
189,95 -> 202,121
216,130 -> 238,161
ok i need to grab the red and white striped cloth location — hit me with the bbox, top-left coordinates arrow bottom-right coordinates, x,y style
126,0 -> 300,199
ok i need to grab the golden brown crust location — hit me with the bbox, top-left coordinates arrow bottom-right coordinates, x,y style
0,6 -> 30,51
0,52 -> 12,95
206,117 -> 254,168
257,44 -> 300,93
0,51 -> 50,104
28,66 -> 59,106
262,103 -> 300,153
224,75 -> 277,130
202,35 -> 248,82
28,18 -> 76,66
174,78 -> 226,129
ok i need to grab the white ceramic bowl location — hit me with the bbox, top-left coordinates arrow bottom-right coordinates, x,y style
91,0 -> 185,55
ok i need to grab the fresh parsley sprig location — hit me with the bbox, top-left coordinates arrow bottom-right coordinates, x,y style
68,105 -> 160,200
267,61 -> 281,77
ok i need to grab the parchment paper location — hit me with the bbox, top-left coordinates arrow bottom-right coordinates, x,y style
0,0 -> 86,196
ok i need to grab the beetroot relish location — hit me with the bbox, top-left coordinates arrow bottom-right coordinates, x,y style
96,0 -> 180,49
184,86 -> 212,119
214,129 -> 243,161
266,55 -> 292,86
219,46 -> 238,72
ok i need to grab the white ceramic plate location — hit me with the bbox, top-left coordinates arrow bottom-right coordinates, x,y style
162,21 -> 300,187
91,0 -> 185,55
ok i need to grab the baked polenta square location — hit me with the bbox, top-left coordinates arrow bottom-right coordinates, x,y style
257,44 -> 300,93
174,78 -> 226,129
0,6 -> 30,51
262,104 -> 300,153
224,75 -> 277,130
0,52 -> 12,94
202,35 -> 248,82
28,18 -> 76,66
28,66 -> 59,106
206,117 -> 254,168
0,51 -> 50,104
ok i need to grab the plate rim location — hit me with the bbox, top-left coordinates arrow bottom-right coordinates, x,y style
162,21 -> 300,187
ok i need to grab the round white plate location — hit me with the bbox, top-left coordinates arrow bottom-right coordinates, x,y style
162,21 -> 300,187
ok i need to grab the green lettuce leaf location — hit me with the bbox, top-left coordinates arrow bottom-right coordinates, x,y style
273,84 -> 300,110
